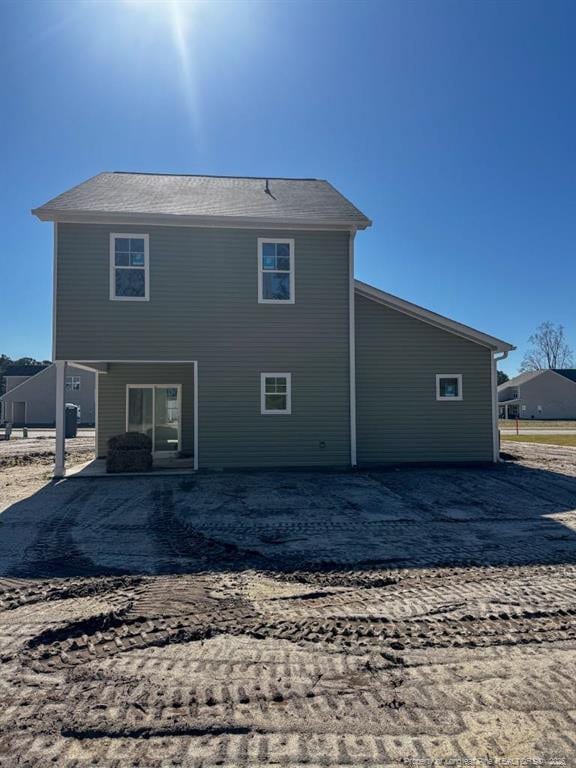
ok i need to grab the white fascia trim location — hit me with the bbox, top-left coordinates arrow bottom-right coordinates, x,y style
69,362 -> 109,374
0,364 -> 54,401
32,209 -> 371,231
355,280 -> 515,353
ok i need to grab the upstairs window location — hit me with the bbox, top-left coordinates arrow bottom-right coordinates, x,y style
66,375 -> 80,391
258,238 -> 295,303
110,234 -> 149,301
261,373 -> 292,414
436,374 -> 463,401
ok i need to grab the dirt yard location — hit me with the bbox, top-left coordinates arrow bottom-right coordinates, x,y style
0,440 -> 575,766
0,432 -> 94,509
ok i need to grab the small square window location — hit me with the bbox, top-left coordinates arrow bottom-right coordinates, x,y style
66,375 -> 81,391
261,373 -> 292,414
436,374 -> 463,401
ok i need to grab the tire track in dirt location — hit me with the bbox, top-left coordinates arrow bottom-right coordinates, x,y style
6,485 -> 110,579
149,486 -> 274,573
0,576 -> 142,614
4,565 -> 576,766
19,568 -> 576,674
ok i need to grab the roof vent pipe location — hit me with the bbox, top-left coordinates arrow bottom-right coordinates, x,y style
265,179 -> 270,195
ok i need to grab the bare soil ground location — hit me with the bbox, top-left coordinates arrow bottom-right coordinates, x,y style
0,434 -> 94,509
0,441 -> 575,766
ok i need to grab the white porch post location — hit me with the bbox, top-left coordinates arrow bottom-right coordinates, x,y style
55,360 -> 67,478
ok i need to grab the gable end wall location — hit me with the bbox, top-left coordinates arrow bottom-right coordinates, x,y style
355,294 -> 493,464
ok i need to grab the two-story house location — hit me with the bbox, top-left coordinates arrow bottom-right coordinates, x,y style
32,172 -> 513,476
498,369 -> 576,419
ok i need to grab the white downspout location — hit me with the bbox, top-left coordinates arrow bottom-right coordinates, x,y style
349,228 -> 357,467
94,371 -> 99,459
193,361 -> 199,471
492,350 -> 509,462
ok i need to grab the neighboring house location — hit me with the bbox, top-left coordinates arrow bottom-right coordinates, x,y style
498,369 -> 576,420
32,172 -> 513,476
3,365 -> 48,395
0,364 -> 95,426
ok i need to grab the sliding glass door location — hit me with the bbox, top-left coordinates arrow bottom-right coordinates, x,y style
127,385 -> 181,456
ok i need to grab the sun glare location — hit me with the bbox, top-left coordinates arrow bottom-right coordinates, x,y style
122,0 -> 203,148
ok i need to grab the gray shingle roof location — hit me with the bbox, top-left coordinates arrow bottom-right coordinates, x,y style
499,368 -> 576,389
32,172 -> 371,228
553,369 -> 576,384
499,370 -> 542,388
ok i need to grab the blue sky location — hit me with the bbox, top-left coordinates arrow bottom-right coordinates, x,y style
1,0 -> 575,375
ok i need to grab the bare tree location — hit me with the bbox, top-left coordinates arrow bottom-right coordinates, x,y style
520,322 -> 573,372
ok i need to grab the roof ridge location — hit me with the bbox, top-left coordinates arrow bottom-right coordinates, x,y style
111,171 -> 321,181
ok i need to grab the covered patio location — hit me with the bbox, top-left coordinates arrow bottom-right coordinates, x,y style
53,360 -> 198,477
498,399 -> 521,419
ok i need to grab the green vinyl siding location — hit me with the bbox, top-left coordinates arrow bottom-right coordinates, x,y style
97,364 -> 195,458
355,294 -> 493,464
57,224 -> 351,468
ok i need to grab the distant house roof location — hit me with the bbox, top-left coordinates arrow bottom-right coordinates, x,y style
4,365 -> 48,378
498,368 -> 576,390
499,370 -> 542,389
554,369 -> 576,383
32,172 -> 372,230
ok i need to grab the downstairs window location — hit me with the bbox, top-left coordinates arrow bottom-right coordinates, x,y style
436,374 -> 463,401
261,373 -> 292,414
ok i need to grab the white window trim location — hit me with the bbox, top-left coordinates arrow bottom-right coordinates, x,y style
66,375 -> 81,391
436,374 -> 463,401
257,238 -> 295,304
125,384 -> 182,455
110,233 -> 150,302
260,372 -> 292,415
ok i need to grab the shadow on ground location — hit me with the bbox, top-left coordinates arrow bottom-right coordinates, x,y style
1,459 -> 576,578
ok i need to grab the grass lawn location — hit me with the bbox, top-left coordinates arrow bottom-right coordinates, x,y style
499,419 -> 576,430
502,434 -> 576,447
